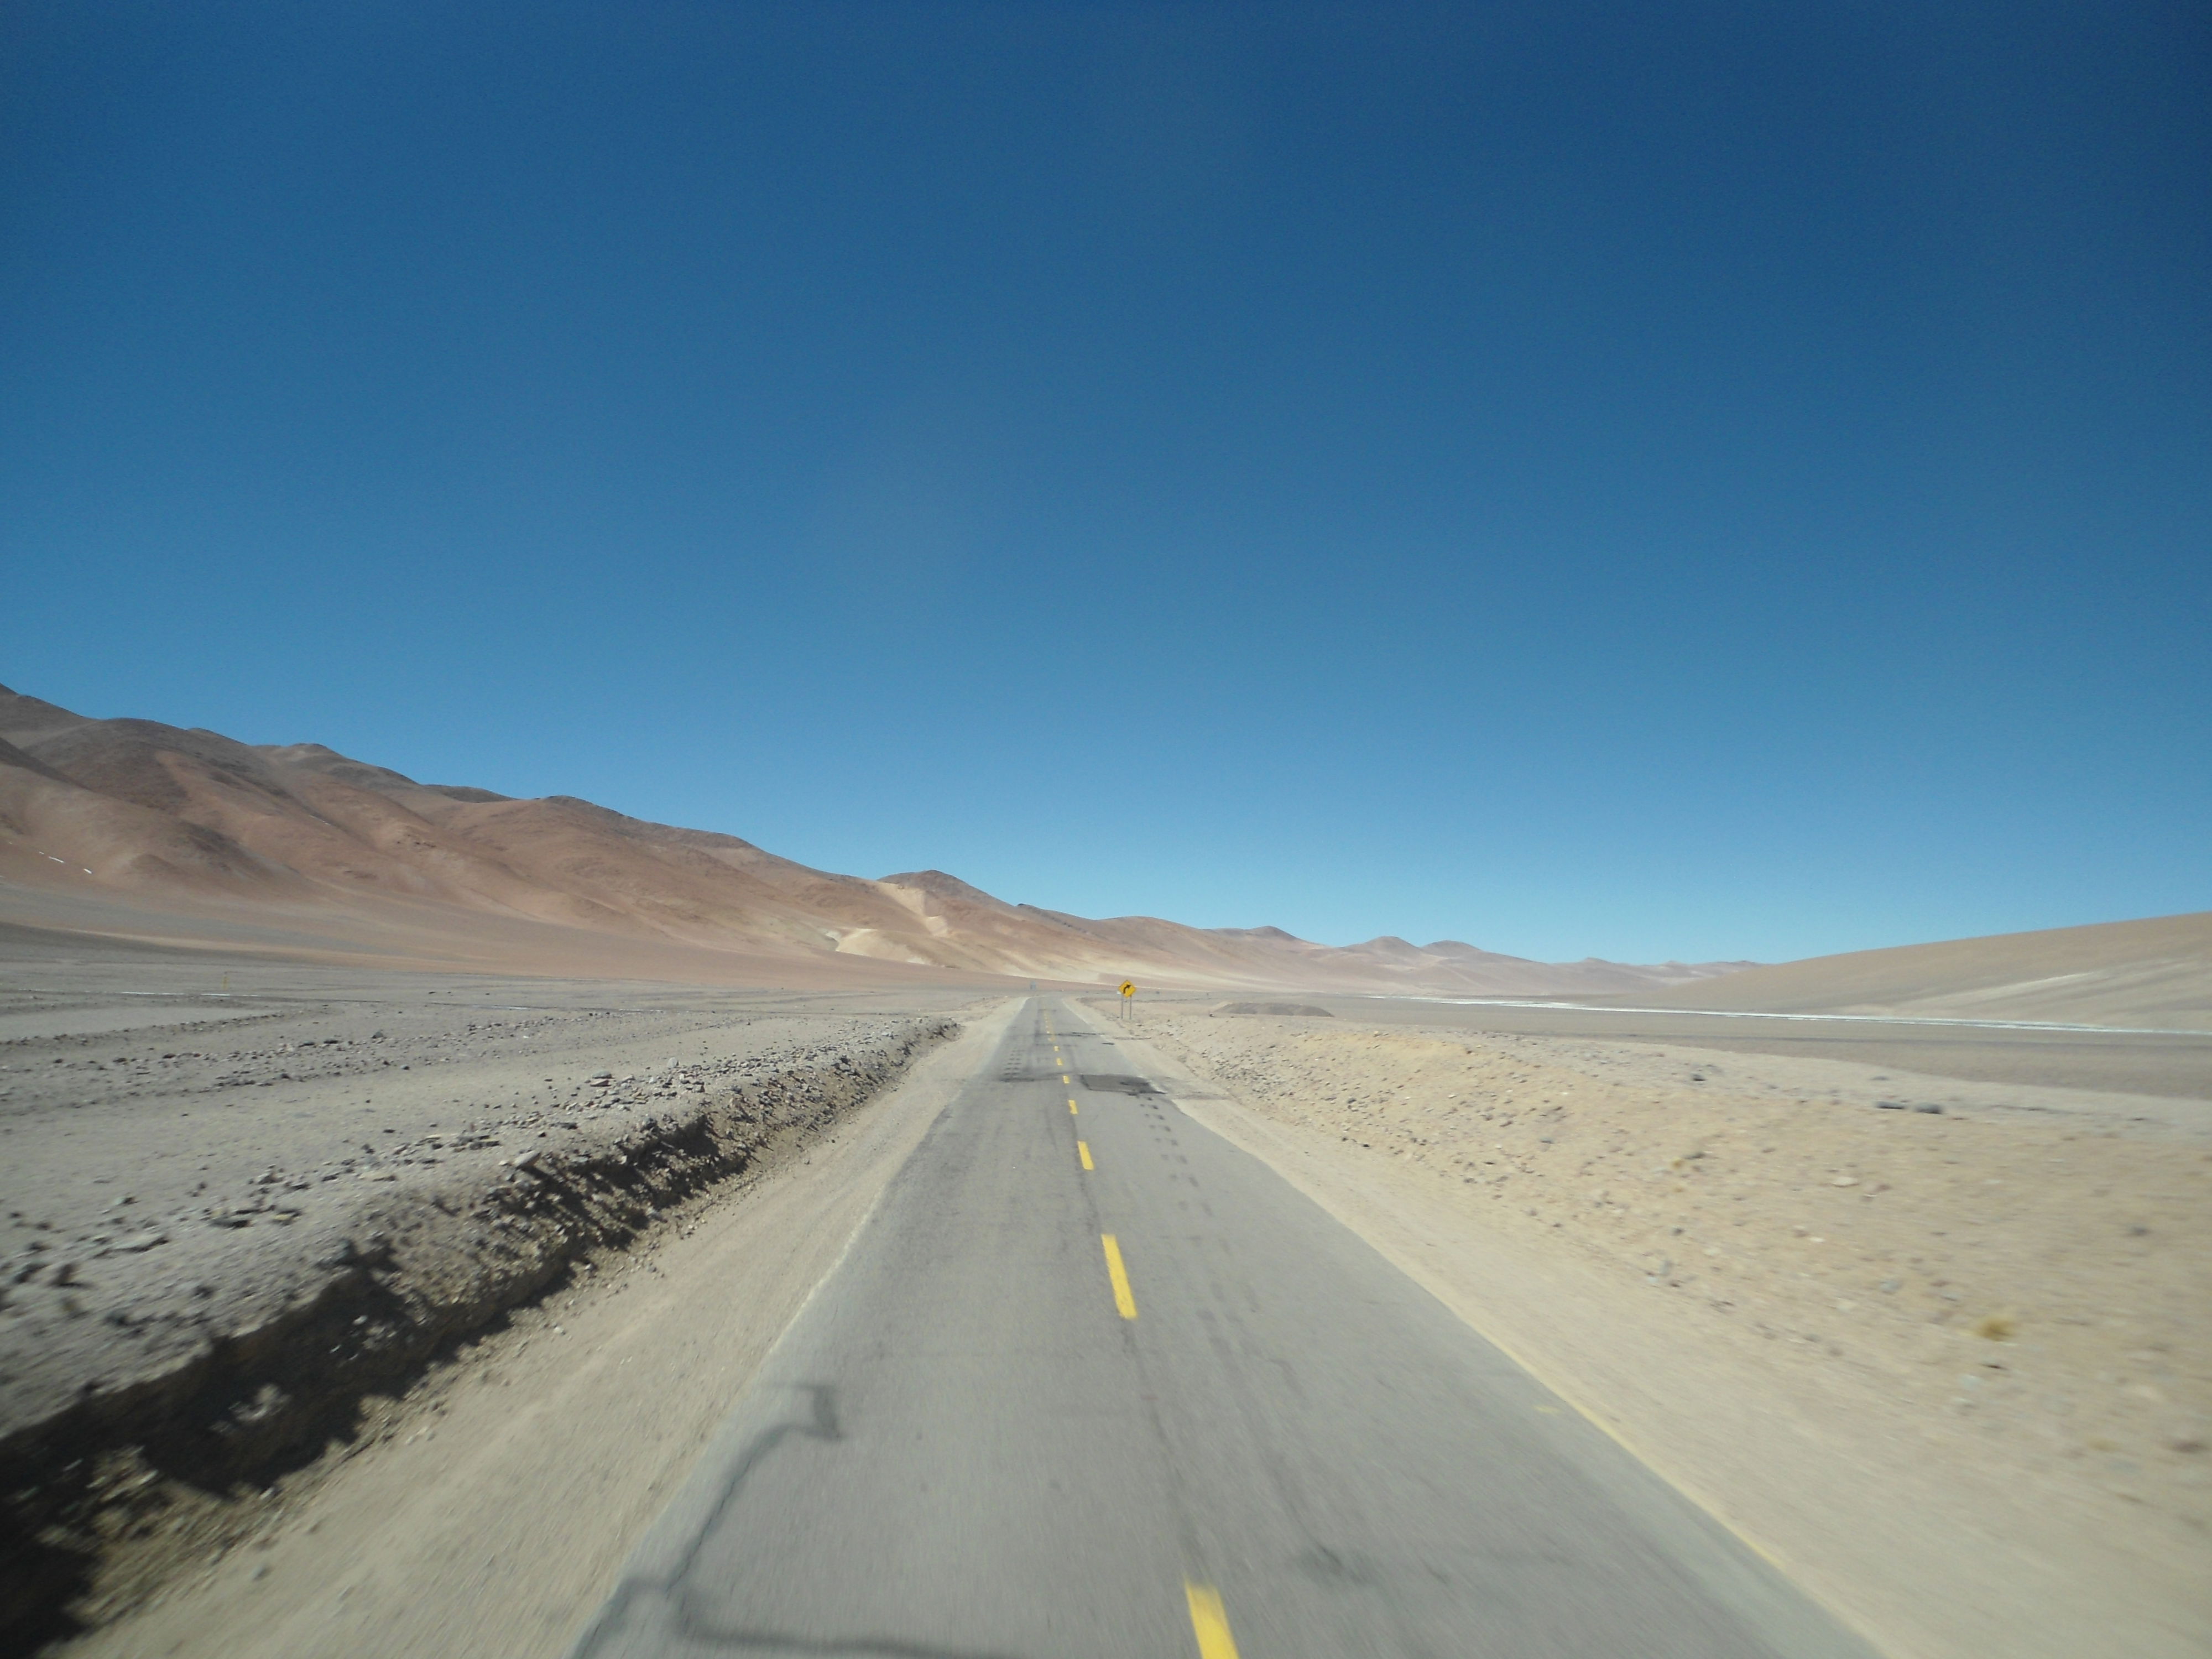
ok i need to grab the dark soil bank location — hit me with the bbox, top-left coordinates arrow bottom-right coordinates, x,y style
0,964 -> 967,1648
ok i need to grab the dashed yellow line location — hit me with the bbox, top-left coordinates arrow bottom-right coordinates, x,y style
1185,1582 -> 1239,1659
1101,1234 -> 1137,1319
1078,1140 -> 1093,1170
1068,1099 -> 1078,1114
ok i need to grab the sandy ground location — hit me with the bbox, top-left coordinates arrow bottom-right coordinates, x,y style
1644,910 -> 2212,1030
1095,1001 -> 2211,1659
1280,992 -> 2212,1102
0,931 -> 992,1644
55,1000 -> 1025,1659
15,922 -> 2208,1656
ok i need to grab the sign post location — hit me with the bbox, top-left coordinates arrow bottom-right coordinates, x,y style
1119,979 -> 1135,1023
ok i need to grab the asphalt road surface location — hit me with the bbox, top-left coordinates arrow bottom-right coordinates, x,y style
569,1000 -> 1875,1659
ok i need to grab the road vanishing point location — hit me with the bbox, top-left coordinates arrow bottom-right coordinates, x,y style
568,999 -> 1876,1659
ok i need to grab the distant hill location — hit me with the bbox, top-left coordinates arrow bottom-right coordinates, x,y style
1642,912 -> 2212,1030
0,683 -> 1750,994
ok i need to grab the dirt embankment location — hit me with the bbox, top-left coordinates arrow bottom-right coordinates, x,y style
1114,1005 -> 2211,1659
1,1015 -> 958,1648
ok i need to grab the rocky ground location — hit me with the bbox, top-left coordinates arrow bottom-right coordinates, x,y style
0,942 -> 985,1645
51,1003 -> 1025,1659
1109,1001 -> 2211,1658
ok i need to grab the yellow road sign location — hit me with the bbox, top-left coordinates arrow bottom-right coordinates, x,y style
1119,980 -> 1136,998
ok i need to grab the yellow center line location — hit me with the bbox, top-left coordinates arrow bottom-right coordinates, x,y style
1077,1140 -> 1093,1170
1068,1099 -> 1078,1114
1100,1234 -> 1138,1319
1185,1582 -> 1239,1659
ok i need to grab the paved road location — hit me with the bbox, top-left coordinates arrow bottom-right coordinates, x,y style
570,1000 -> 1875,1659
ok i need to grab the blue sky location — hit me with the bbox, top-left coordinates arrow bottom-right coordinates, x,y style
3,2 -> 2206,964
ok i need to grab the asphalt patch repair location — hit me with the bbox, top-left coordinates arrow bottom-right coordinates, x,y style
1079,1074 -> 1162,1095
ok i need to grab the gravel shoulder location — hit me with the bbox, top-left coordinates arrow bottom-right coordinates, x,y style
1094,1000 -> 2212,1659
0,937 -> 990,1646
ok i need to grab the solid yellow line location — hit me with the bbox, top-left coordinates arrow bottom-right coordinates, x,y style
1185,1582 -> 1239,1659
1078,1140 -> 1093,1170
1101,1234 -> 1137,1319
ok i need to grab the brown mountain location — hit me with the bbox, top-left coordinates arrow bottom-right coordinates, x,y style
0,684 -> 1751,993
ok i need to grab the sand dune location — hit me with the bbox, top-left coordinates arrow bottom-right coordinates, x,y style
1645,911 -> 2212,1030
0,685 -> 1743,994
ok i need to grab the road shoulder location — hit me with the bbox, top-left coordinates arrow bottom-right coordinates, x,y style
64,997 -> 1026,1659
1088,1003 -> 2211,1659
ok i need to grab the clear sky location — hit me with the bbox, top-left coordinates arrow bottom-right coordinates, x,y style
3,2 -> 2206,964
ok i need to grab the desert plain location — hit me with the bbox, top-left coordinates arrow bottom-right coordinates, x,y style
1113,994 -> 2211,1659
2,683 -> 2208,1658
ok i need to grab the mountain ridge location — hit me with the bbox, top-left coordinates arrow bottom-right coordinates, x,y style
0,684 -> 1754,993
